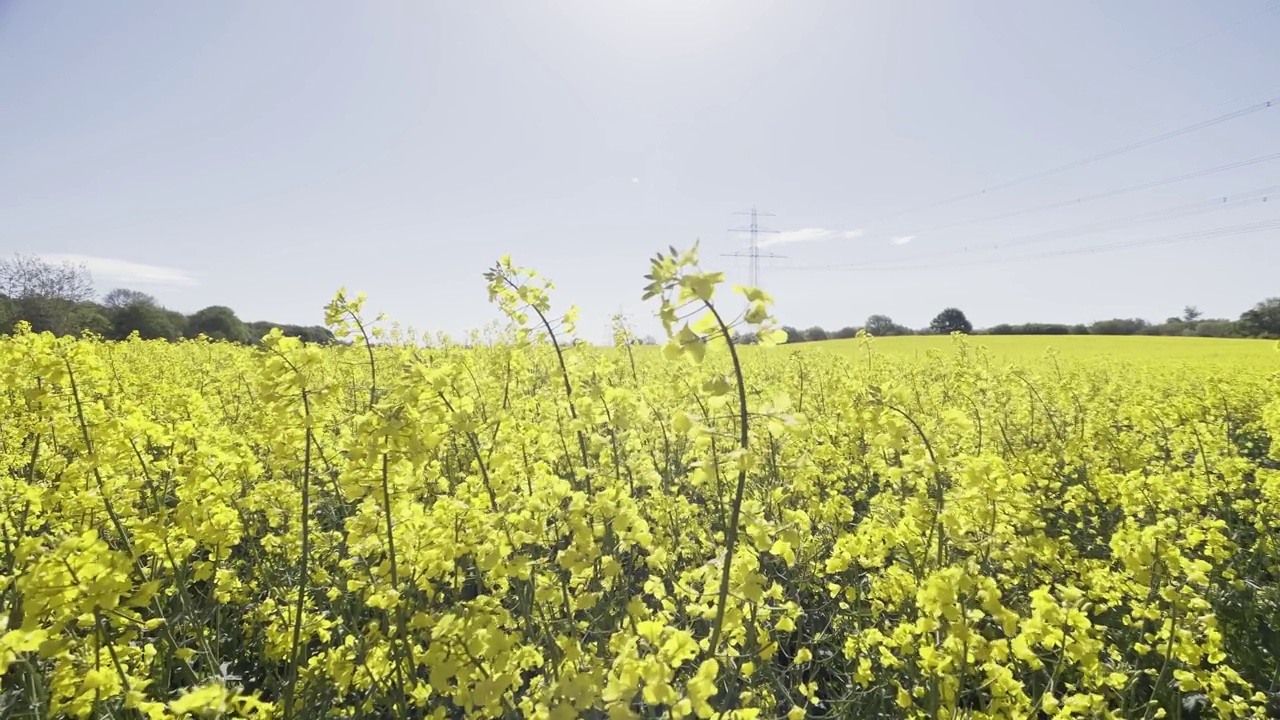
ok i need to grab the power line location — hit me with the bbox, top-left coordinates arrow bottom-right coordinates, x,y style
779,220 -> 1280,273
1133,80 -> 1280,134
855,94 -> 1280,226
721,206 -> 784,289
805,185 -> 1280,269
1055,80 -> 1280,160
977,220 -> 1280,265
1131,2 -> 1280,69
1064,6 -> 1280,120
951,185 -> 1278,254
866,150 -> 1280,240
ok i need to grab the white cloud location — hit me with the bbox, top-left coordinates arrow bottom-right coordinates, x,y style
891,235 -> 915,245
758,227 -> 864,247
630,177 -> 641,183
41,254 -> 198,287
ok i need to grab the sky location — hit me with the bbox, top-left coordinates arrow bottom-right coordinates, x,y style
2,1 -> 1278,342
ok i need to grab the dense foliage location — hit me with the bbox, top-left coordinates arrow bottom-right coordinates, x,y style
2,246 -> 1279,719
928,309 -> 972,335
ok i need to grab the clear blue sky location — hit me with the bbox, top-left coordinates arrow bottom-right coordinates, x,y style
2,1 -> 1278,341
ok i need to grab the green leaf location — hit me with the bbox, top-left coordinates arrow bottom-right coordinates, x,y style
691,311 -> 719,336
702,375 -> 733,397
745,301 -> 769,325
686,339 -> 706,363
757,328 -> 788,346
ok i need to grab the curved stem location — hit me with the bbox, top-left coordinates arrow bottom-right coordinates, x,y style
346,309 -> 378,412
706,302 -> 750,659
500,275 -> 592,489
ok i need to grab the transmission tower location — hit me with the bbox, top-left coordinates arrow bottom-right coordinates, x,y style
722,206 -> 784,288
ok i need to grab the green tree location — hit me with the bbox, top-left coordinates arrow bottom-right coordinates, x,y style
69,303 -> 113,337
111,303 -> 180,340
803,326 -> 829,342
1239,298 -> 1280,337
165,309 -> 189,338
986,323 -> 1071,335
1148,320 -> 1190,336
865,314 -> 901,336
246,321 -> 336,345
929,307 -> 972,334
832,326 -> 862,339
246,321 -> 275,343
0,294 -> 15,333
1193,319 -> 1240,338
1089,318 -> 1149,335
186,305 -> 250,343
1183,305 -> 1202,323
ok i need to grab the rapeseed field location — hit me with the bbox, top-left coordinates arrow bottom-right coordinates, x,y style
2,247 -> 1278,719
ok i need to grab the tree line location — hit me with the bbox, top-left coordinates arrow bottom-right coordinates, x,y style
751,300 -> 1280,344
6,254 -> 1280,344
0,254 -> 333,343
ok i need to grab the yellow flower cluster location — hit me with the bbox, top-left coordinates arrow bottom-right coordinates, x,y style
1,249 -> 1278,718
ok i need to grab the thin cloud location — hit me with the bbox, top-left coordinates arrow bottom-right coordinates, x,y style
891,235 -> 915,245
630,177 -> 641,183
41,254 -> 198,287
758,227 -> 864,247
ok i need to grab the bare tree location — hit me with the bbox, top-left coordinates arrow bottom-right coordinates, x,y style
0,254 -> 94,301
0,254 -> 96,335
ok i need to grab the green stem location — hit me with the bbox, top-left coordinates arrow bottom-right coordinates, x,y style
282,389 -> 313,720
706,302 -> 750,659
500,274 -> 592,491
380,453 -> 412,718
65,359 -> 143,579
